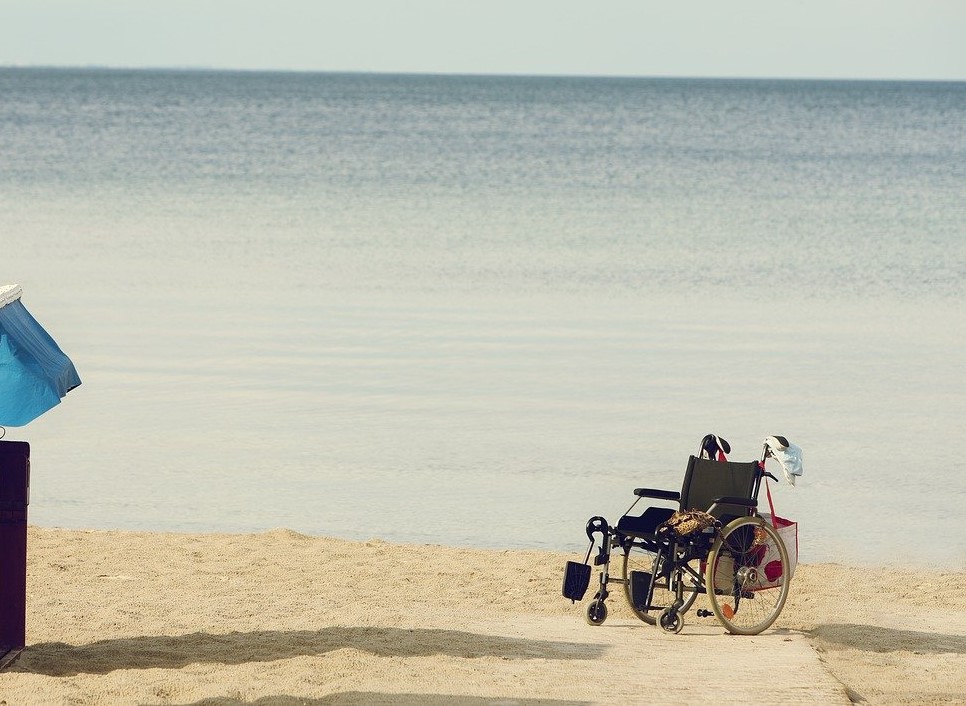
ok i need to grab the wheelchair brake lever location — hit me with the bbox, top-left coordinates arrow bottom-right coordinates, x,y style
585,516 -> 609,542
584,516 -> 611,565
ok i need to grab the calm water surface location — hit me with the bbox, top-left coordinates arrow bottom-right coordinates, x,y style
1,69 -> 964,567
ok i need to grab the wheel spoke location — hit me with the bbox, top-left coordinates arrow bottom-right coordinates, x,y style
705,517 -> 790,635
622,539 -> 699,625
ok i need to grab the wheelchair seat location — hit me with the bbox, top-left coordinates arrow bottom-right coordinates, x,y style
617,455 -> 762,539
615,506 -> 674,537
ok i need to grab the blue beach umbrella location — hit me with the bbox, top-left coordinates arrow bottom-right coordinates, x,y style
0,284 -> 81,427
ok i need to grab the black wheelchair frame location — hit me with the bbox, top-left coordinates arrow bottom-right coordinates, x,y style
564,442 -> 792,636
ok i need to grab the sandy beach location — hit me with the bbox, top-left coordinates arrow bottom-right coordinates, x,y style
0,527 -> 962,705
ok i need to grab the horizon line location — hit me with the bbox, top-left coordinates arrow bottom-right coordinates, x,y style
1,63 -> 963,84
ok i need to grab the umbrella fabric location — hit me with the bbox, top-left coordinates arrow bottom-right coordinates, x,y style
0,285 -> 81,426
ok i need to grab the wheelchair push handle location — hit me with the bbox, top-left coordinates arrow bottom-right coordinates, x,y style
755,459 -> 780,484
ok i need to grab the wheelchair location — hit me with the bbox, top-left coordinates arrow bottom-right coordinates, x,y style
562,436 -> 792,636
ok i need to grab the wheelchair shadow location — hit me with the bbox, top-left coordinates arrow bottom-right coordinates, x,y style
13,627 -> 606,677
161,694 -> 590,706
811,623 -> 966,654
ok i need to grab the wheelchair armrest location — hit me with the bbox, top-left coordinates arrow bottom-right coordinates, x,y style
708,496 -> 758,512
633,488 -> 680,502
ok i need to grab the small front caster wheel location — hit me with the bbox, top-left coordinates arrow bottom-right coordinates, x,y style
585,599 -> 608,626
658,607 -> 684,634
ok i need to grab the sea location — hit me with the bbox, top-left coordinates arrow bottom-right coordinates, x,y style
1,68 -> 963,569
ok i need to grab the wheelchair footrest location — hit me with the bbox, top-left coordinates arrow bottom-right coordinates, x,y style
562,561 -> 591,602
629,570 -> 653,611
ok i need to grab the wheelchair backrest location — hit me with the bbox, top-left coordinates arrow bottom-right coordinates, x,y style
680,455 -> 761,522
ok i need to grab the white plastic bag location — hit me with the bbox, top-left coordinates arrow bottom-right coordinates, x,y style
764,436 -> 804,485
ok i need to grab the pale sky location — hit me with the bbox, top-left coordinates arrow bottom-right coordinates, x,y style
3,0 -> 964,80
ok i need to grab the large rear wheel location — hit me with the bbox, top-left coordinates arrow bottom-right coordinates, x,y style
705,516 -> 790,635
